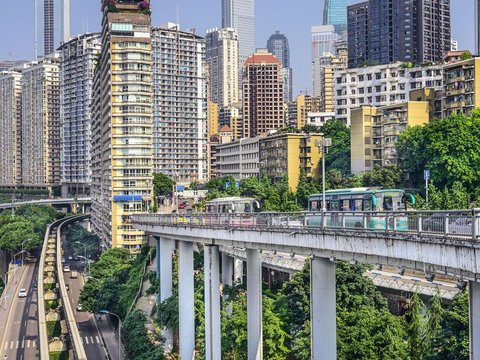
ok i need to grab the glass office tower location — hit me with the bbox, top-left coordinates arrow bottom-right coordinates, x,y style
323,0 -> 348,36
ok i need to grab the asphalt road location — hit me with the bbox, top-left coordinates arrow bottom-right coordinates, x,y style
0,262 -> 39,360
62,243 -> 113,360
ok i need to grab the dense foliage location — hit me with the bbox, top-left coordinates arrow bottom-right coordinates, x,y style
65,224 -> 101,260
153,172 -> 175,198
0,205 -> 63,253
123,310 -> 164,360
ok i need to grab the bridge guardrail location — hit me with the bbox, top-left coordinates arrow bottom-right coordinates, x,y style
133,209 -> 480,241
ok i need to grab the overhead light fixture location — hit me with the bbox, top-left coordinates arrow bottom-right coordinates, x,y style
398,267 -> 406,276
456,280 -> 467,291
329,256 -> 336,263
425,273 -> 435,282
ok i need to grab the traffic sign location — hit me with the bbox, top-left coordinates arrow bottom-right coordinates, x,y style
424,169 -> 430,181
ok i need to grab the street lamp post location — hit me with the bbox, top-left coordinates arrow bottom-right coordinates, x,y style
74,241 -> 89,276
99,310 -> 122,360
315,137 -> 332,212
21,239 -> 30,267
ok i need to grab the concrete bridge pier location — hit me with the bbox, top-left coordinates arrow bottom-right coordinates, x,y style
179,241 -> 195,359
222,253 -> 234,316
247,249 -> 263,360
234,258 -> 244,283
204,246 -> 221,360
310,257 -> 336,360
158,237 -> 175,351
470,281 -> 480,360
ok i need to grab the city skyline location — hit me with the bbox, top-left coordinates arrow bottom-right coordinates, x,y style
0,0 -> 474,96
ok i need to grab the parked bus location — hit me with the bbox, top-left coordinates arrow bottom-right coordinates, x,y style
307,188 -> 415,230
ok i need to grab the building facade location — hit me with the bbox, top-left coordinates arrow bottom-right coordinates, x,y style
267,30 -> 293,102
296,94 -> 323,129
323,0 -> 348,36
221,0 -> 255,69
442,58 -> 480,118
215,136 -> 261,180
152,24 -> 207,182
335,62 -> 443,124
59,33 -> 101,196
242,50 -> 284,138
476,0 -> 480,55
205,28 -> 239,109
91,0 -> 153,251
259,132 -> 322,191
347,0 -> 451,68
0,69 -> 23,187
351,102 -> 430,174
35,0 -> 70,58
21,55 -> 61,190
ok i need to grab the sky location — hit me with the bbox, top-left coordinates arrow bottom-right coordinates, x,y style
0,0 -> 474,95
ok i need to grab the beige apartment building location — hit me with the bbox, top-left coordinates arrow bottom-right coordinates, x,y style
0,69 -> 23,188
296,94 -> 323,128
91,0 -> 153,251
351,102 -> 430,174
21,55 -> 61,191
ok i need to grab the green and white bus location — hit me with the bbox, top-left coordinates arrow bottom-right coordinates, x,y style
307,188 -> 415,230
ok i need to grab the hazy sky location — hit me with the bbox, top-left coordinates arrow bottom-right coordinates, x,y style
0,0 -> 474,95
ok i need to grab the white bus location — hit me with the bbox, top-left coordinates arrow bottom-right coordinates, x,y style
205,197 -> 259,214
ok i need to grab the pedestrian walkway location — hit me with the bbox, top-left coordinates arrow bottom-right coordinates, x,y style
81,335 -> 101,345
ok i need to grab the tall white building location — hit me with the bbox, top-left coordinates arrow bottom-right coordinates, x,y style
152,23 -> 207,182
59,33 -> 101,196
222,0 -> 255,68
0,69 -> 23,187
334,62 -> 443,124
311,25 -> 340,96
35,0 -> 70,58
21,55 -> 61,190
206,27 -> 239,109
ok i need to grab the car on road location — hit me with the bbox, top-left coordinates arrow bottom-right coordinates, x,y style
74,256 -> 80,261
18,288 -> 27,298
70,271 -> 78,279
68,255 -> 73,261
76,303 -> 84,311
61,257 -> 66,264
63,265 -> 70,272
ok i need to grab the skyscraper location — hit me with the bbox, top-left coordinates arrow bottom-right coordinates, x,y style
91,0 -> 153,251
311,25 -> 340,96
242,49 -> 284,138
347,0 -> 451,68
221,0 -> 255,67
59,33 -> 101,196
206,27 -> 239,109
35,0 -> 71,58
267,31 -> 293,102
323,0 -> 349,36
152,23 -> 208,182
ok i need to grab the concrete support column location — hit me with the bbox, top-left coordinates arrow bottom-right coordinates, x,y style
234,258 -> 243,284
159,237 -> 175,351
469,281 -> 480,360
247,249 -> 262,360
204,246 -> 221,360
310,257 -> 336,360
179,241 -> 195,360
222,253 -> 234,316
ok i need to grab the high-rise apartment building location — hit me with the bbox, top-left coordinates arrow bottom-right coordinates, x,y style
21,55 -> 61,190
242,49 -> 284,138
267,31 -> 293,103
347,0 -> 451,68
152,23 -> 207,182
296,95 -> 323,129
205,28 -> 239,109
312,40 -> 347,110
335,62 -> 443,124
0,69 -> 23,187
59,33 -> 101,196
323,0 -> 348,36
91,0 -> 153,251
222,0 -> 255,68
312,25 -> 341,97
35,0 -> 71,58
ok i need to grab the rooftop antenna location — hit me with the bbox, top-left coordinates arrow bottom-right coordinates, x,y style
176,3 -> 180,26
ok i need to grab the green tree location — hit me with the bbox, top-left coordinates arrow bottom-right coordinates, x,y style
405,292 -> 427,359
123,310 -> 164,360
296,169 -> 319,208
320,120 -> 351,175
153,173 -> 175,197
460,50 -> 472,61
362,165 -> 403,189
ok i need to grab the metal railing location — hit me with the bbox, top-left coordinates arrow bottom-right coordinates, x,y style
133,209 -> 480,241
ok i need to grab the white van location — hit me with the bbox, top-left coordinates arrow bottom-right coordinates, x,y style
70,271 -> 78,279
